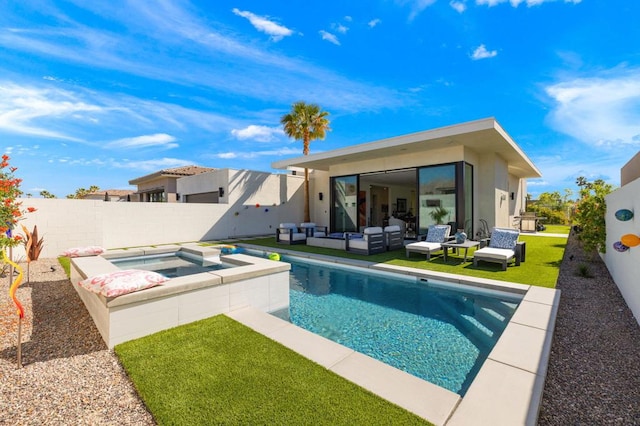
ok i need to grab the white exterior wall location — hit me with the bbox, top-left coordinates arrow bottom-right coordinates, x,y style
16,174 -> 305,259
309,169 -> 330,227
330,146 -> 463,177
177,169 -> 229,203
604,177 -> 640,325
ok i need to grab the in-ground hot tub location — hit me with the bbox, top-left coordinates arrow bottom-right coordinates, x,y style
70,244 -> 290,348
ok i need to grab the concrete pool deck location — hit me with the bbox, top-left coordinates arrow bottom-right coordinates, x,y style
233,244 -> 560,426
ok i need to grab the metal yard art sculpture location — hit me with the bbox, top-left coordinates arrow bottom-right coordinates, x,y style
0,154 -> 36,368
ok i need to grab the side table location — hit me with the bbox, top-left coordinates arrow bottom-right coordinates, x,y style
441,240 -> 480,263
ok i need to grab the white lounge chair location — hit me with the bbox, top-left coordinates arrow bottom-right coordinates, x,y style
405,225 -> 451,260
473,227 -> 522,270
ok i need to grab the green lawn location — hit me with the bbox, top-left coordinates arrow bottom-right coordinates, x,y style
116,315 -> 431,426
541,224 -> 571,234
230,233 -> 567,288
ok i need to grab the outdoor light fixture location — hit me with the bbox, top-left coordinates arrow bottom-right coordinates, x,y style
319,192 -> 323,201
219,187 -> 224,197
510,192 -> 515,200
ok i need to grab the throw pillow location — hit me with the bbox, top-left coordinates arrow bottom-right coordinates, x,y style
78,269 -> 169,298
62,246 -> 106,258
489,228 -> 519,250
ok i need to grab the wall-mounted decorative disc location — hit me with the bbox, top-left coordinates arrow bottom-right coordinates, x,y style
613,241 -> 630,252
620,234 -> 640,247
615,209 -> 634,221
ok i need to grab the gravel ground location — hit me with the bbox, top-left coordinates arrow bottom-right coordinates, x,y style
538,232 -> 640,425
1,232 -> 639,425
0,260 -> 153,425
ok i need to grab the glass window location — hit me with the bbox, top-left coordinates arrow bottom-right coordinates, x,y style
331,175 -> 358,233
417,164 -> 456,234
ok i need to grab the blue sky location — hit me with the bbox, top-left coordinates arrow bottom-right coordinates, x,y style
1,0 -> 639,198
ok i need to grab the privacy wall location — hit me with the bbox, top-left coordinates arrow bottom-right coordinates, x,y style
605,176 -> 640,325
17,195 -> 304,259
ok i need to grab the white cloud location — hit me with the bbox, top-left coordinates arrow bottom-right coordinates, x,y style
476,0 -> 581,7
450,1 -> 467,12
213,147 -> 301,160
368,19 -> 382,28
471,44 -> 498,60
0,3 -> 405,115
544,67 -> 640,148
397,0 -> 438,20
107,133 -> 178,149
113,157 -> 193,171
332,23 -> 349,34
344,16 -> 353,22
0,83 -> 102,141
231,125 -> 284,142
319,30 -> 340,46
231,8 -> 293,41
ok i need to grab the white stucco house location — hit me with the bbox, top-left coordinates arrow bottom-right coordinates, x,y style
272,117 -> 541,239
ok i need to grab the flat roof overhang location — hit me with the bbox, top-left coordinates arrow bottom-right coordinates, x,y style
272,117 -> 542,179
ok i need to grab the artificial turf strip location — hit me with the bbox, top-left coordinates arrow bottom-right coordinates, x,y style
115,315 -> 431,426
234,234 -> 567,288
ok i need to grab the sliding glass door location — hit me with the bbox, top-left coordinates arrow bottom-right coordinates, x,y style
331,175 -> 358,233
416,162 -> 473,236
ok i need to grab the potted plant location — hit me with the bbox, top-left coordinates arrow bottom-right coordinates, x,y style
429,206 -> 449,224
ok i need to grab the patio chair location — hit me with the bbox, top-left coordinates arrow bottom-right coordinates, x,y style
276,223 -> 307,245
473,227 -> 522,270
405,225 -> 451,260
388,216 -> 406,238
299,222 -> 328,238
384,225 -> 404,251
346,227 -> 385,255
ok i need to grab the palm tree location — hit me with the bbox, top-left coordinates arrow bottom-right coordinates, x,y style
280,101 -> 331,222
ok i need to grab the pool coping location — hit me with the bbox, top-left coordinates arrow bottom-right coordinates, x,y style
233,244 -> 560,426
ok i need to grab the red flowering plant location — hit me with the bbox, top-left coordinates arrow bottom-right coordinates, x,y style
0,154 -> 34,249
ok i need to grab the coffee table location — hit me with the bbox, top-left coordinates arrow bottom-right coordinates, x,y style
441,240 -> 480,262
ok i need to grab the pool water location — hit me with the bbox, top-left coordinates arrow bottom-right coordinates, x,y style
270,255 -> 521,395
111,252 -> 232,278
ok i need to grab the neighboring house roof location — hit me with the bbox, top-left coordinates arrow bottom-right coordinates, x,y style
88,189 -> 135,197
271,117 -> 541,178
128,166 -> 216,185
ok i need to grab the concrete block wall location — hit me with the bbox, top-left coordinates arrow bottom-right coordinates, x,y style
16,197 -> 306,259
605,177 -> 640,325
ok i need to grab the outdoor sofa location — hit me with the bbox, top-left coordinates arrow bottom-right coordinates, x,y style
345,226 -> 386,255
384,225 -> 404,251
276,223 -> 307,245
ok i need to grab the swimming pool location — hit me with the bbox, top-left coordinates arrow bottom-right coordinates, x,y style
111,251 -> 233,278
269,255 -> 522,395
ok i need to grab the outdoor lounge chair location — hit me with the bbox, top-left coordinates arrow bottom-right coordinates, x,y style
299,222 -> 328,238
384,225 -> 404,251
276,223 -> 307,245
346,227 -> 385,255
405,225 -> 451,260
473,227 -> 522,270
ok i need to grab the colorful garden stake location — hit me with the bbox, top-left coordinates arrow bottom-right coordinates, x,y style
613,241 -> 630,253
620,234 -> 640,248
614,209 -> 634,221
0,154 -> 36,368
4,248 -> 24,367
